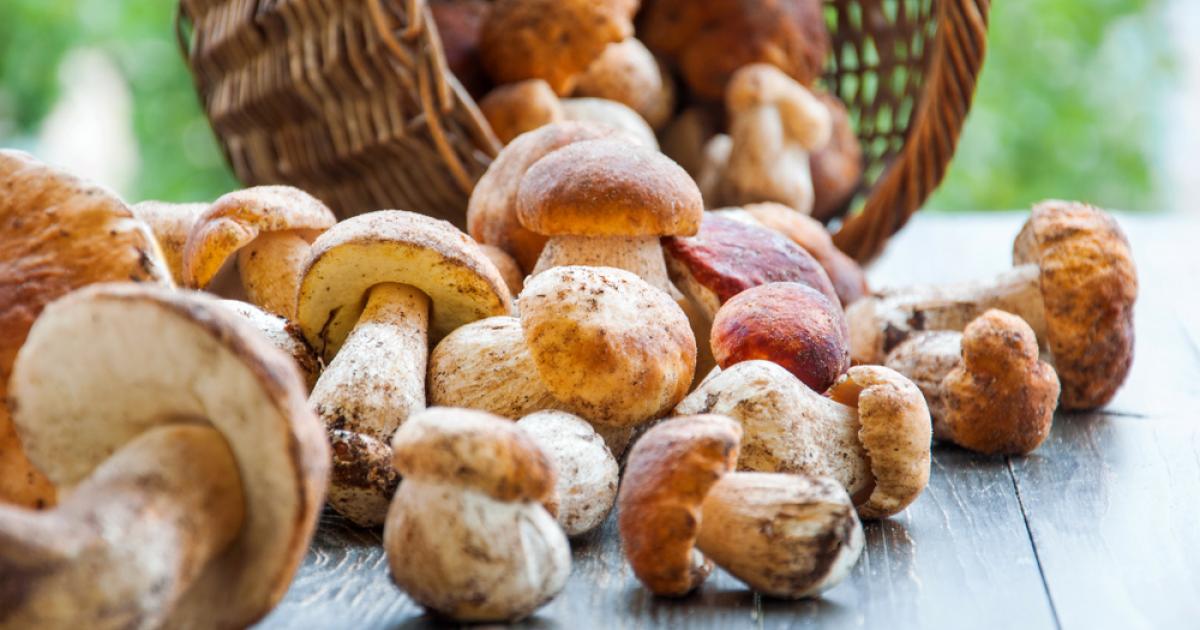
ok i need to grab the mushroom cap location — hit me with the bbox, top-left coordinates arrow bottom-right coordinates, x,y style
809,93 -> 864,221
478,244 -> 526,295
517,411 -> 619,536
8,283 -> 328,628
942,310 -> 1060,454
220,300 -> 321,390
560,97 -> 660,150
0,150 -> 170,509
663,211 -> 840,309
479,79 -> 564,144
517,140 -> 703,237
710,282 -> 851,394
182,185 -> 335,289
726,63 -> 832,150
618,414 -> 742,596
1013,200 -> 1137,409
640,0 -> 830,101
130,200 -> 208,285
828,366 -> 932,519
296,210 -> 513,358
390,407 -> 555,504
518,266 -> 697,427
468,121 -> 630,271
480,0 -> 635,95
573,38 -> 675,129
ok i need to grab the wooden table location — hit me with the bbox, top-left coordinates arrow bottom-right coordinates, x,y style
258,213 -> 1200,629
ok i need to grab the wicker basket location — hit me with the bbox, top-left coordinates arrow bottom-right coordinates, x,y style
177,0 -> 990,262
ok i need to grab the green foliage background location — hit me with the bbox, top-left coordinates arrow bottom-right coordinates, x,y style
0,0 -> 1176,211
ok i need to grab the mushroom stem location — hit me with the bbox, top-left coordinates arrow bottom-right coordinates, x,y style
531,235 -> 682,300
848,263 -> 1047,363
237,230 -> 312,318
0,425 -> 244,628
879,331 -> 961,439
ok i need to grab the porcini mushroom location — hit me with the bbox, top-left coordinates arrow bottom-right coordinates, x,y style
847,200 -> 1137,409
130,200 -> 207,285
385,407 -> 569,622
886,310 -> 1060,455
573,38 -> 675,129
298,210 -> 513,526
479,79 -> 564,144
675,361 -> 931,519
618,414 -> 864,598
479,244 -> 526,295
0,283 -> 328,628
182,185 -> 336,318
809,93 -> 864,222
517,410 -> 619,536
518,139 -> 703,298
560,97 -> 660,149
0,149 -> 171,509
220,299 -> 321,391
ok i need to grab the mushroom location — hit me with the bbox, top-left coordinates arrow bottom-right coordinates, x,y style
182,185 -> 336,318
129,200 -> 207,285
480,0 -> 636,95
430,0 -> 492,98
519,266 -> 696,430
809,93 -> 864,222
478,243 -> 526,295
479,79 -> 564,144
385,407 -> 569,622
297,210 -> 513,526
0,149 -> 171,509
710,282 -> 851,394
675,361 -> 931,519
717,202 -> 869,306
886,310 -> 1060,455
0,283 -> 328,628
560,97 -> 660,149
517,410 -> 619,536
468,121 -> 635,273
220,299 -> 321,391
640,0 -> 830,101
661,105 -> 721,178
847,200 -> 1137,410
518,139 -> 703,299
573,38 -> 676,129
716,64 -> 833,214
618,414 -> 864,598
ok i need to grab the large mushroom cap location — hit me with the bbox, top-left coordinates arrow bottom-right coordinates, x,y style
8,283 -> 328,628
182,185 -> 335,289
517,139 -> 703,237
1013,200 -> 1137,409
296,210 -> 513,358
0,149 -> 170,508
519,266 -> 696,427
618,414 -> 742,596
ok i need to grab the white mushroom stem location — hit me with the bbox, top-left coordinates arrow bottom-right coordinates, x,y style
236,230 -> 311,318
847,264 -> 1046,364
531,235 -> 683,301
882,331 -> 962,438
0,425 -> 244,628
721,105 -> 816,213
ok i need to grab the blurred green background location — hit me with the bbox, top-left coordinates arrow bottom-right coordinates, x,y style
0,0 -> 1189,212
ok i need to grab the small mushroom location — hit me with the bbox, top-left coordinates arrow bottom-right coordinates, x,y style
517,410 -> 619,536
479,79 -> 564,144
129,200 -> 207,285
809,93 -> 864,222
518,139 -> 703,299
886,310 -> 1060,455
0,149 -> 171,509
618,414 -> 863,598
560,97 -> 660,149
675,361 -> 931,519
710,282 -> 850,394
220,299 -> 321,391
298,211 -> 513,526
385,408 -> 570,622
182,185 -> 336,318
847,200 -> 1137,409
0,283 -> 328,628
478,243 -> 526,295
573,38 -> 676,129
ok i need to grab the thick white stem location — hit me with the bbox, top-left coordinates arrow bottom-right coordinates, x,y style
237,230 -> 311,319
531,235 -> 682,301
882,331 -> 964,440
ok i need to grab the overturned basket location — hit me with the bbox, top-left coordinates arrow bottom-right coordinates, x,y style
178,0 -> 989,263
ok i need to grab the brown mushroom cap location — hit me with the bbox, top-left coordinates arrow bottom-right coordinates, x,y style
828,366 -> 932,519
130,200 -> 207,285
1013,200 -> 1137,409
809,93 -> 864,222
468,121 -> 630,272
663,212 -> 840,309
480,0 -> 635,95
519,266 -> 696,428
0,149 -> 170,509
618,414 -> 742,596
479,79 -> 564,144
391,407 -> 555,504
182,185 -> 335,289
9,283 -> 328,628
573,38 -> 675,129
517,139 -> 703,237
710,282 -> 851,394
296,210 -> 513,359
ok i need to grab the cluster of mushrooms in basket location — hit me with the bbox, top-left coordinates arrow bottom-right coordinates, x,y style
0,1 -> 1139,627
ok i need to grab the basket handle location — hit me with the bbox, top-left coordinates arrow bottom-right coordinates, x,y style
832,0 -> 991,263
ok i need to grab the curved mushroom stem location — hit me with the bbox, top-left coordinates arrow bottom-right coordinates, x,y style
237,230 -> 312,318
531,235 -> 684,301
847,264 -> 1047,364
0,425 -> 244,629
309,282 -> 430,526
